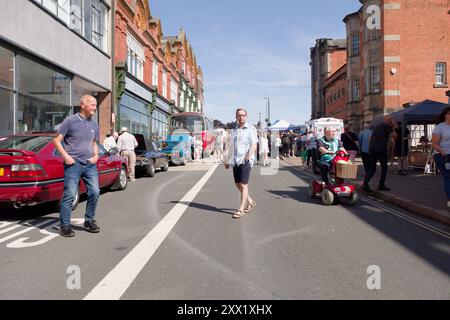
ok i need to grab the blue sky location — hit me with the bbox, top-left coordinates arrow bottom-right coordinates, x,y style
151,0 -> 361,126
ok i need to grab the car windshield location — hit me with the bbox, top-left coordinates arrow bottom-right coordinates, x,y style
170,115 -> 204,133
0,136 -> 53,153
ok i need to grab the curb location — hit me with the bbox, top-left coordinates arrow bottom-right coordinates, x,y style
281,158 -> 450,226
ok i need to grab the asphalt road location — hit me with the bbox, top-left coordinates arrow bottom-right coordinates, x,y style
0,160 -> 449,300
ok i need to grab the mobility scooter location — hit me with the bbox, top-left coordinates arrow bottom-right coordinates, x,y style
308,151 -> 358,206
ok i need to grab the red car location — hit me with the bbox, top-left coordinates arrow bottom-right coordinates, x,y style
0,134 -> 128,209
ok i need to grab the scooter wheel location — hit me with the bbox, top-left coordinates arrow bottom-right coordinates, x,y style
347,192 -> 358,206
321,189 -> 334,206
308,183 -> 316,199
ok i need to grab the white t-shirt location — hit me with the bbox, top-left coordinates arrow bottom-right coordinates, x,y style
433,122 -> 450,154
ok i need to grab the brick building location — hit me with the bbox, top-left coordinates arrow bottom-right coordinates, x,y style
324,63 -> 348,120
115,0 -> 204,142
310,38 -> 347,119
342,0 -> 449,131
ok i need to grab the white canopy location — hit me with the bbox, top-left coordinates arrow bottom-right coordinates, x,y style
269,119 -> 291,131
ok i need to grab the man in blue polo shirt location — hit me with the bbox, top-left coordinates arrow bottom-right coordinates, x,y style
54,95 -> 100,237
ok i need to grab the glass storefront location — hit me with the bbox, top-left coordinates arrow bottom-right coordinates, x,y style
118,92 -> 169,143
0,42 -> 107,136
119,93 -> 150,138
151,108 -> 169,143
16,55 -> 71,133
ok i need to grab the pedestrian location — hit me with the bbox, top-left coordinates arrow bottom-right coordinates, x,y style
432,106 -> 450,208
394,125 -> 410,175
259,131 -> 269,166
53,95 -> 101,237
117,127 -> 138,182
103,131 -> 118,152
225,108 -> 258,219
289,130 -> 295,157
306,130 -> 317,169
282,132 -> 291,158
362,116 -> 398,193
358,121 -> 372,173
273,133 -> 282,159
188,132 -> 195,161
194,135 -> 203,162
341,124 -> 360,162
214,128 -> 224,163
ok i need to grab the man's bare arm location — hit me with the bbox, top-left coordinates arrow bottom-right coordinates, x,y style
53,135 -> 75,165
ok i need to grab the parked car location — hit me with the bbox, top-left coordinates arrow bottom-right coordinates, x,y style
0,134 -> 128,209
133,134 -> 169,177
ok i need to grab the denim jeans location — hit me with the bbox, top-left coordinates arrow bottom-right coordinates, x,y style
60,161 -> 100,226
434,154 -> 450,200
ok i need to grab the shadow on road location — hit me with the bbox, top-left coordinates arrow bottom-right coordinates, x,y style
281,161 -> 450,278
171,201 -> 235,216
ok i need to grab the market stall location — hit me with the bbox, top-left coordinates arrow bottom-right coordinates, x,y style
372,99 -> 448,174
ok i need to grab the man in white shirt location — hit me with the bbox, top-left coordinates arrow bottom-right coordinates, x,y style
103,132 -> 118,152
117,127 -> 138,182
225,108 -> 258,219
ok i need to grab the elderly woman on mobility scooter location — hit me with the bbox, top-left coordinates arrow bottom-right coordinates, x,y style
309,127 -> 359,206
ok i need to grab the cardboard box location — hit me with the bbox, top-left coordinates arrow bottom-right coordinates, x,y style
408,151 -> 428,167
336,163 -> 358,179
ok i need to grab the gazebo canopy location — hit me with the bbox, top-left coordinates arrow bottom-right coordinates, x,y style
269,119 -> 291,131
373,99 -> 448,125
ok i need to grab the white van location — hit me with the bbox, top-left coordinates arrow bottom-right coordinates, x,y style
307,118 -> 344,139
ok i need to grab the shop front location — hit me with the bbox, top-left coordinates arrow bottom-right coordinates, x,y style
0,43 -> 108,136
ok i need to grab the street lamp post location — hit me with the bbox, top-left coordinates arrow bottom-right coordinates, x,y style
264,97 -> 271,125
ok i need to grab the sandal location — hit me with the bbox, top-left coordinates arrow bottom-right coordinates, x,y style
244,200 -> 256,213
232,209 -> 246,219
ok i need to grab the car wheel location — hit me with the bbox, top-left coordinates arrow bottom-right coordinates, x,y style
146,160 -> 155,177
161,162 -> 169,172
112,166 -> 128,190
321,189 -> 334,206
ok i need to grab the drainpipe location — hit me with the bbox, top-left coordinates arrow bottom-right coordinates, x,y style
111,0 -> 117,132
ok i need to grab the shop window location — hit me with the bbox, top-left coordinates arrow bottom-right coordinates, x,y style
0,46 -> 14,89
0,88 -> 14,136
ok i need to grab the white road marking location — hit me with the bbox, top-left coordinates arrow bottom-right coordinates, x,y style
359,197 -> 450,240
0,219 -> 55,244
84,163 -> 219,300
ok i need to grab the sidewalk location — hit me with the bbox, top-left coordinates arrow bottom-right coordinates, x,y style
282,156 -> 450,226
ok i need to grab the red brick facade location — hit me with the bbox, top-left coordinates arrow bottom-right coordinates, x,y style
328,0 -> 450,131
325,64 -> 348,120
115,0 -> 203,112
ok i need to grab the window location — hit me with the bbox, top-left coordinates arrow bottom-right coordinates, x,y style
364,66 -> 381,94
162,71 -> 167,98
126,33 -> 144,81
352,78 -> 360,101
436,63 -> 447,85
351,34 -> 360,56
34,0 -> 109,52
371,66 -> 381,93
170,79 -> 178,106
152,60 -> 158,87
0,46 -> 14,89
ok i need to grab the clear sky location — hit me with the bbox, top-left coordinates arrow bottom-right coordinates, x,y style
151,0 -> 361,126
